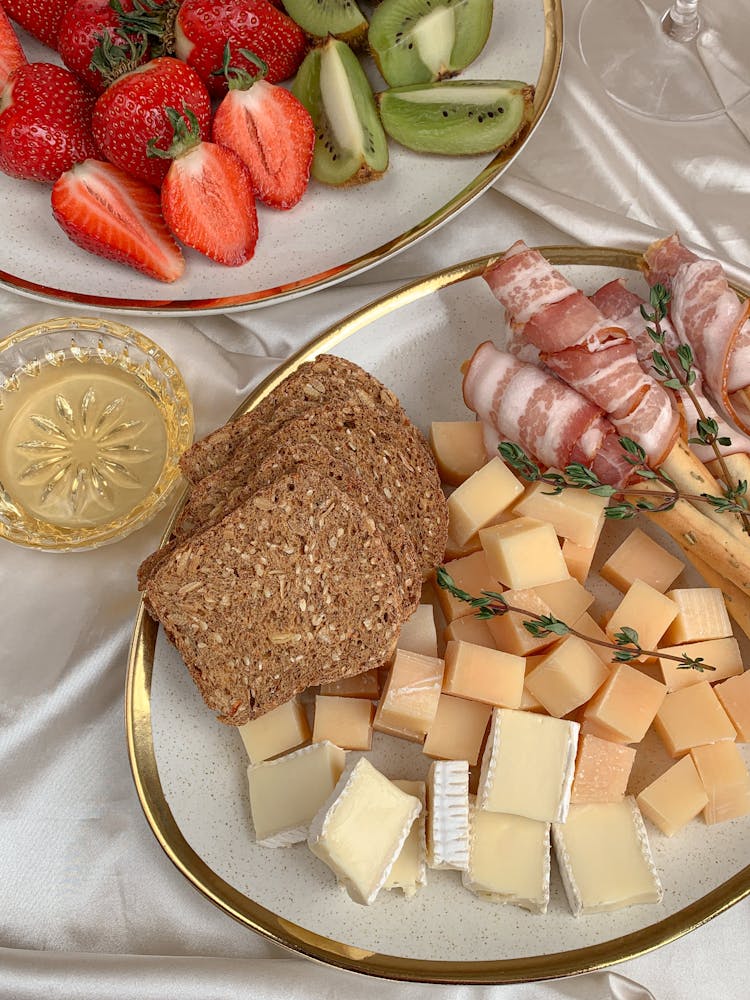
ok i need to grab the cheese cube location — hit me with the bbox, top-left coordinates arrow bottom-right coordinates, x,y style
445,615 -> 496,649
435,550 -> 503,624
636,756 -> 709,836
552,798 -> 662,916
443,640 -> 525,708
606,580 -> 678,656
423,694 -> 492,765
312,696 -> 374,751
429,420 -> 488,486
480,517 -> 569,590
657,637 -> 743,692
383,780 -> 427,898
397,603 -> 438,659
573,612 -> 615,664
463,807 -> 551,913
714,671 -> 750,741
525,635 -> 610,718
248,741 -> 346,846
533,577 -> 595,625
238,697 -> 310,764
571,734 -> 636,804
477,708 -> 579,823
444,530 -> 483,561
661,588 -> 733,645
319,668 -> 380,699
583,664 -> 667,743
600,529 -> 684,594
654,682 -> 737,757
520,655 -> 547,713
486,588 -> 558,656
690,742 -> 750,824
308,757 -> 421,904
513,476 -> 608,547
447,457 -> 524,545
562,538 -> 597,586
426,759 -> 470,870
373,649 -> 444,742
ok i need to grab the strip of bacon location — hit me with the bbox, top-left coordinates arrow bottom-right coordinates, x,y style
484,241 -> 574,327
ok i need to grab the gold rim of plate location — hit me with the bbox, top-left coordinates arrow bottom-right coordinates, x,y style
126,246 -> 750,984
0,1 -> 562,316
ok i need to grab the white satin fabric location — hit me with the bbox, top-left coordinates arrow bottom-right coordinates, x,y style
2,1 -> 750,997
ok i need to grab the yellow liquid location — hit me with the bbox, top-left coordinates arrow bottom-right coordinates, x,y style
0,359 -> 168,528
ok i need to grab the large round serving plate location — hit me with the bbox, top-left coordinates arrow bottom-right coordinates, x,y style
0,3 -> 560,316
127,246 -> 750,983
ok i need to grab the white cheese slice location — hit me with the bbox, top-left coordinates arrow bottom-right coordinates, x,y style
307,757 -> 421,905
383,780 -> 427,898
462,804 -> 551,913
552,797 -> 664,916
426,759 -> 470,871
247,740 -> 346,847
477,708 -> 578,824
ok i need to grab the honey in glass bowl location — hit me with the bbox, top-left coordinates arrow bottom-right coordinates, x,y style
0,317 -> 193,550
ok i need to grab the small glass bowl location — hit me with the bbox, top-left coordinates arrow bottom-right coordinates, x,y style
0,317 -> 193,551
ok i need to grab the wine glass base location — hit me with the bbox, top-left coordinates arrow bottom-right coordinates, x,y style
579,0 -> 749,122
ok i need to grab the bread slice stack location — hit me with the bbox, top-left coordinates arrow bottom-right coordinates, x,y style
140,356 -> 448,726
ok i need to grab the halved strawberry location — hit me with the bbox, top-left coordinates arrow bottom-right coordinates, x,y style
211,48 -> 313,210
153,106 -> 257,265
51,158 -> 185,281
0,4 -> 26,90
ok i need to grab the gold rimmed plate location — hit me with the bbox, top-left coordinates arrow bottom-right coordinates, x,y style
1,4 -> 561,316
127,247 -> 750,983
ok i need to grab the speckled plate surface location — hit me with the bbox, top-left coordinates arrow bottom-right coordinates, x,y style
0,3 -> 560,316
127,249 -> 750,983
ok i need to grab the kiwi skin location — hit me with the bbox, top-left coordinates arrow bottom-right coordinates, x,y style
376,80 -> 535,156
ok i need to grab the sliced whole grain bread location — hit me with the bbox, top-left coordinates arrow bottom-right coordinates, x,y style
179,355 -> 409,484
144,467 -> 404,725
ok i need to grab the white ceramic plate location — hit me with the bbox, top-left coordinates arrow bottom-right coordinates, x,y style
0,3 -> 560,316
127,248 -> 750,983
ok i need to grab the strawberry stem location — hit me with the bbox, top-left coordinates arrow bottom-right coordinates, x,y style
212,42 -> 268,91
146,105 -> 202,160
89,27 -> 150,86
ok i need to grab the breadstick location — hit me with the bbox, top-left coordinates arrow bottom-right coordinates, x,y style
678,550 -> 750,641
705,451 -> 750,495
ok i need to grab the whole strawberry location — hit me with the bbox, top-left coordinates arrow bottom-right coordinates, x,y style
174,0 -> 307,95
0,4 -> 26,90
92,56 -> 211,186
0,63 -> 99,182
58,0 -> 143,95
2,0 -> 77,49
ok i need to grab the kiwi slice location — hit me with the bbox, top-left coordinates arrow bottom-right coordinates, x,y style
369,0 -> 493,87
283,0 -> 369,49
377,80 -> 535,155
292,38 -> 389,185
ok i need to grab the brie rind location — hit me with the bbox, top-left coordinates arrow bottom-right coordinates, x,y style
384,780 -> 427,898
247,740 -> 346,847
552,797 -> 664,916
477,708 -> 579,823
426,759 -> 470,870
462,804 -> 551,913
307,757 -> 421,905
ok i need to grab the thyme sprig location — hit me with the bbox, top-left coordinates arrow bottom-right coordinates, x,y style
436,568 -> 715,672
643,284 -> 750,535
498,439 -> 749,521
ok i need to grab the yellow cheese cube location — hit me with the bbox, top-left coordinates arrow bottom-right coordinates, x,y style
520,655 -> 548,713
513,476 -> 608,548
657,637 -> 743,692
312,695 -> 374,751
444,615 -> 496,649
606,580 -> 678,657
422,693 -> 492,765
480,516 -> 569,590
443,640 -> 525,708
429,420 -> 488,486
435,550 -> 503,624
571,734 -> 636,804
533,577 -> 595,625
562,538 -> 597,585
690,742 -> 750,824
526,635 -> 610,719
654,682 -> 737,758
486,588 -> 559,657
397,603 -> 438,659
636,755 -> 709,836
447,457 -> 524,545
661,588 -> 733,645
714,671 -> 750,741
444,529 -> 483,561
238,697 -> 311,764
583,664 -> 667,744
373,649 -> 444,741
600,529 -> 684,594
573,612 -> 615,664
319,668 -> 380,699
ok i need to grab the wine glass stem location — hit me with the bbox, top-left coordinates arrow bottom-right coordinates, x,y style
664,0 -> 701,42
